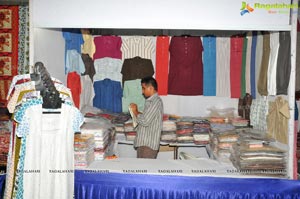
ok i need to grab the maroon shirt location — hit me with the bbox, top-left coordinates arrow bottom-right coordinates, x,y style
168,36 -> 203,95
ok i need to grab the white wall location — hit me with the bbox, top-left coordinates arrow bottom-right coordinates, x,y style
33,28 -> 66,84
31,0 -> 291,31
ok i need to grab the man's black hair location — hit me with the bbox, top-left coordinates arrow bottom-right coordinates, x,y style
141,76 -> 158,91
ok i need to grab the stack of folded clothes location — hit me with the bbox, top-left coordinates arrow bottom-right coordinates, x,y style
210,123 -> 237,162
74,133 -> 95,168
193,119 -> 210,145
124,120 -> 136,141
176,120 -> 194,143
81,117 -> 114,160
161,120 -> 177,142
230,129 -> 286,177
231,118 -> 249,128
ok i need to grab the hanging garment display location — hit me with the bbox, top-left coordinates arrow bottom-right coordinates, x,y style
93,57 -> 122,83
122,79 -> 145,113
216,37 -> 231,97
267,32 -> 280,96
245,32 -> 252,95
121,36 -> 155,61
155,36 -> 169,95
66,50 -> 85,74
67,71 -> 81,109
121,56 -> 154,85
230,35 -> 243,98
203,35 -> 216,96
267,96 -> 290,144
81,54 -> 95,81
276,31 -> 291,95
250,31 -> 257,99
93,35 -> 122,60
93,78 -> 122,113
255,32 -> 263,98
80,75 -> 95,111
81,29 -> 96,58
257,32 -> 270,96
168,36 -> 203,95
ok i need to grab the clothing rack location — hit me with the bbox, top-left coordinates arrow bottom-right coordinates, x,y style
31,62 -> 62,109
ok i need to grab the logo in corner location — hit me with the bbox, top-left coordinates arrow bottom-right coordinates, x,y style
240,1 -> 254,16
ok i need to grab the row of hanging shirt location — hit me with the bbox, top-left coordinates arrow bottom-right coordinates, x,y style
4,62 -> 83,199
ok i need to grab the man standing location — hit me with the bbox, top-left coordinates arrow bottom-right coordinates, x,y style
130,76 -> 163,159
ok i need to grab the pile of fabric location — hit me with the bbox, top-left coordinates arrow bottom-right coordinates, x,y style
230,118 -> 249,128
176,120 -> 194,143
193,119 -> 210,145
161,120 -> 177,142
74,133 -> 95,168
81,117 -> 115,160
210,123 -> 238,162
230,129 -> 286,177
124,120 -> 136,141
0,120 -> 11,166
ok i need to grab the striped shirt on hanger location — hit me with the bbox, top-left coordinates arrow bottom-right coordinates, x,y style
134,93 -> 163,151
121,36 -> 155,60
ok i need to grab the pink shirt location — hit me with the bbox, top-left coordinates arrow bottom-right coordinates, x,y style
93,36 -> 122,60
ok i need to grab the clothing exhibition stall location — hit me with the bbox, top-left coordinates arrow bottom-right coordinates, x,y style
20,0 -> 300,198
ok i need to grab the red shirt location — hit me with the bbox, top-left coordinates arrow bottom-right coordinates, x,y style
67,72 -> 81,108
93,36 -> 122,60
230,36 -> 244,98
168,36 -> 203,95
155,36 -> 170,95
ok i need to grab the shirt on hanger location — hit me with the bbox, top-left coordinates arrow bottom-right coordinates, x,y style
267,32 -> 280,96
230,35 -> 243,98
250,31 -> 257,99
93,79 -> 123,113
80,75 -> 95,111
81,29 -> 96,58
66,49 -> 85,74
121,36 -> 155,62
155,36 -> 169,96
121,56 -> 154,85
255,32 -> 263,98
216,37 -> 231,97
62,29 -> 84,53
122,79 -> 145,113
168,36 -> 203,96
93,35 -> 122,60
276,31 -> 291,95
257,32 -> 270,96
67,72 -> 81,109
203,35 -> 216,96
93,57 -> 122,83
245,32 -> 252,95
81,54 -> 95,81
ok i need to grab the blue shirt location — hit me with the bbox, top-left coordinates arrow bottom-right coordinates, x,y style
93,79 -> 123,113
62,29 -> 84,74
203,36 -> 216,96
